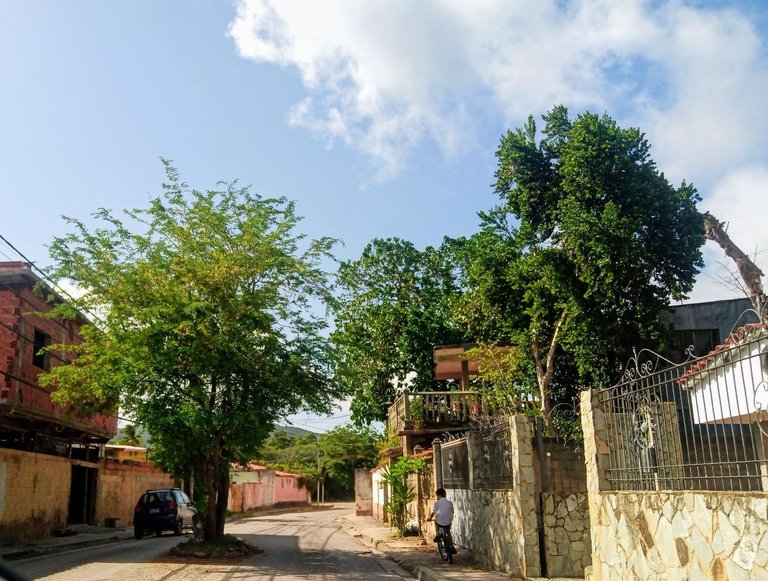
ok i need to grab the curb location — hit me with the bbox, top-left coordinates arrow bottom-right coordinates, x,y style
413,566 -> 447,581
2,534 -> 132,561
340,523 -> 447,581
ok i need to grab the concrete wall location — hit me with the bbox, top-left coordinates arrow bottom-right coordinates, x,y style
354,468 -> 373,516
371,466 -> 386,521
0,447 -> 174,541
95,459 -> 173,528
0,448 -> 71,542
274,472 -> 310,504
581,389 -> 768,580
663,297 -> 755,342
228,469 -> 309,513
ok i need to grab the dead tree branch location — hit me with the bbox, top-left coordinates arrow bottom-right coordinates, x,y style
703,211 -> 766,317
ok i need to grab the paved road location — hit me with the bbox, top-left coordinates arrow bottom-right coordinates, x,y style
11,505 -> 414,580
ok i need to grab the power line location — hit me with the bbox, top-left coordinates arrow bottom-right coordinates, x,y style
0,233 -> 107,326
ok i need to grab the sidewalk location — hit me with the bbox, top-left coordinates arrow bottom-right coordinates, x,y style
0,524 -> 134,561
339,512 -> 519,581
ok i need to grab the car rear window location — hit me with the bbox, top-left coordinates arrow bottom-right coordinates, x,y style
141,491 -> 173,505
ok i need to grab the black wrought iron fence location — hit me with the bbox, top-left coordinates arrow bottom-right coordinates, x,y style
474,418 -> 512,489
441,437 -> 470,489
599,322 -> 768,492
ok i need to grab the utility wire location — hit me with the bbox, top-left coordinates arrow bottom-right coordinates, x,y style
0,233 -> 107,326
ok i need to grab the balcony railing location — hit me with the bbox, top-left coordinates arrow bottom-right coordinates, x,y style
388,390 -> 489,433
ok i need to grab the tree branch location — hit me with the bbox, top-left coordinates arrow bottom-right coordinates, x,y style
703,211 -> 766,316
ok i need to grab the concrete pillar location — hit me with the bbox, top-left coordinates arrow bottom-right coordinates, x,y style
580,389 -> 612,581
354,468 -> 373,516
432,438 -> 443,490
509,414 -> 541,578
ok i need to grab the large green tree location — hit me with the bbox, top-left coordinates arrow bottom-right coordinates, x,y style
331,238 -> 466,424
41,163 -> 346,540
464,107 -> 705,432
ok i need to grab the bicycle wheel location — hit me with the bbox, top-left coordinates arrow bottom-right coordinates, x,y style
436,535 -> 450,562
444,537 -> 454,563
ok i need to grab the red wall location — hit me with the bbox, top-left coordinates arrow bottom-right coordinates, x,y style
0,265 -> 116,438
274,472 -> 311,504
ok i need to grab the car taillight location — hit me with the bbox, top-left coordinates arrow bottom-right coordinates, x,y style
168,501 -> 177,510
135,505 -> 142,513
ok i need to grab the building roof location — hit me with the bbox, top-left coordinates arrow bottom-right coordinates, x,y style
679,322 -> 767,386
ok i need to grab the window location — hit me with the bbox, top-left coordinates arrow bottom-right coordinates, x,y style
33,329 -> 51,370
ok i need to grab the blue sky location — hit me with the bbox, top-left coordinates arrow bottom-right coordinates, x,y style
2,1 -> 768,431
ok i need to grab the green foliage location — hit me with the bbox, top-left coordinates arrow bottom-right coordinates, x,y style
462,342 -> 536,412
408,397 -> 427,427
376,427 -> 401,455
461,107 -> 705,430
331,237 -> 467,424
381,455 -> 425,536
39,162 -> 347,540
253,424 -> 379,499
111,423 -> 144,447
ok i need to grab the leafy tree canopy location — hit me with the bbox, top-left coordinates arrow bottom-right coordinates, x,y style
331,237 -> 467,424
40,162 -> 347,540
463,107 -> 705,430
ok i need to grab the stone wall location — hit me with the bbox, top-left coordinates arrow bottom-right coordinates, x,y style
581,389 -> 768,580
432,415 -> 542,577
542,492 -> 591,577
590,492 -> 768,580
451,488 -> 526,574
0,448 -> 71,542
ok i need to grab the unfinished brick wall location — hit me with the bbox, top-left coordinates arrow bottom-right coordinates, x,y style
541,438 -> 587,493
95,460 -> 174,528
0,277 -> 116,437
0,448 -> 71,542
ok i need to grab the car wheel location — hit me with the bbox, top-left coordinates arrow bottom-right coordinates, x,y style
134,527 -> 143,540
174,518 -> 183,536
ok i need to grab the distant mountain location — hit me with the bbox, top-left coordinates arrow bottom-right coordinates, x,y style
275,425 -> 315,437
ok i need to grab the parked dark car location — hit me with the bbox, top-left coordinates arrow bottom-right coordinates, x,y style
133,488 -> 197,539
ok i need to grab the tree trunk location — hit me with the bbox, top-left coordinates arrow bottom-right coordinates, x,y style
531,309 -> 567,436
203,454 -> 218,542
215,464 -> 229,537
703,211 -> 766,317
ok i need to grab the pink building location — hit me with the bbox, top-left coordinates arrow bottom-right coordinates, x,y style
229,463 -> 310,512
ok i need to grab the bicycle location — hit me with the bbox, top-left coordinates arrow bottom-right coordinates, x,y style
434,523 -> 456,564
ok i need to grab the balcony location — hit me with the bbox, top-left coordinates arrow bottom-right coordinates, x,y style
387,389 -> 488,435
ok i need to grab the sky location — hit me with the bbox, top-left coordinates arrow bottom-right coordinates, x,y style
2,0 -> 767,431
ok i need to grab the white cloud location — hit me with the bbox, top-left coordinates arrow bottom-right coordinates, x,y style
228,0 -> 768,187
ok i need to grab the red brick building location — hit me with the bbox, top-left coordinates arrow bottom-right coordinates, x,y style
0,261 -> 116,447
0,261 -> 121,537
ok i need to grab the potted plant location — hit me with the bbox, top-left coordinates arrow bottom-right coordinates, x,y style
409,397 -> 427,430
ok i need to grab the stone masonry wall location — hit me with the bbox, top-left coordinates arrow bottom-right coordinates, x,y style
451,488 -> 525,575
590,492 -> 768,580
0,448 -> 71,542
542,492 -> 591,577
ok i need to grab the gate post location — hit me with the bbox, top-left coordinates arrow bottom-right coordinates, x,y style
432,438 -> 443,490
509,414 -> 541,578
